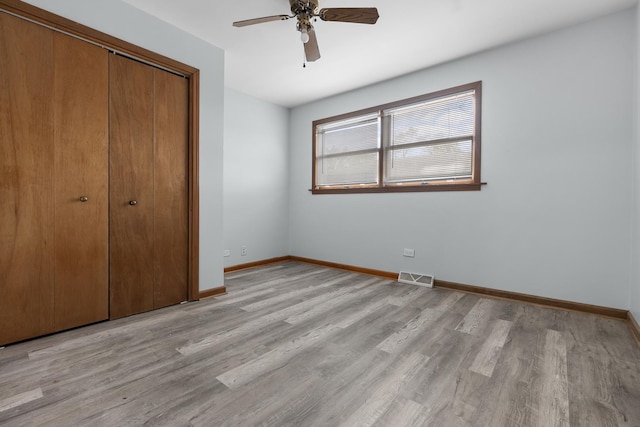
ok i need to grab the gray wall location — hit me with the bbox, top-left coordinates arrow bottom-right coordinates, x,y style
288,10 -> 635,309
632,4 -> 640,320
24,0 -> 226,291
223,88 -> 290,267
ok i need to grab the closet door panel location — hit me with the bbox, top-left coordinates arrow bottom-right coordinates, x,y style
153,70 -> 189,309
0,13 -> 55,345
53,33 -> 109,331
109,55 -> 155,319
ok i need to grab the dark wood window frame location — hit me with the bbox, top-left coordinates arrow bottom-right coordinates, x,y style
311,81 -> 482,194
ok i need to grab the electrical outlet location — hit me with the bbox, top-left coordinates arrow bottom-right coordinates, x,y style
223,249 -> 230,257
241,246 -> 247,256
403,248 -> 415,258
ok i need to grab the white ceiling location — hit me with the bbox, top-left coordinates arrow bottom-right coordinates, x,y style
121,0 -> 637,107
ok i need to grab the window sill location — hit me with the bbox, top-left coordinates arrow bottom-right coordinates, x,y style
310,182 -> 483,194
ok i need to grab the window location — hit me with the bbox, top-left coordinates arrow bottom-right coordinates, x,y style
312,81 -> 482,194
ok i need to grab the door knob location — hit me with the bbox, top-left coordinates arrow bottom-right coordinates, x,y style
79,196 -> 88,202
129,200 -> 137,206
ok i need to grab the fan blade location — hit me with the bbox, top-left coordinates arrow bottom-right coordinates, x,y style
232,15 -> 290,27
319,8 -> 379,24
304,28 -> 321,62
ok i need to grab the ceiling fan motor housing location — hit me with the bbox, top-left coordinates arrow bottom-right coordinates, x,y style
290,0 -> 319,19
291,0 -> 318,33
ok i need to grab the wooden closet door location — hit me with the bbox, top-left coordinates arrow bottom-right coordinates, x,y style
53,33 -> 109,331
0,13 -> 55,345
109,55 -> 155,319
153,69 -> 189,309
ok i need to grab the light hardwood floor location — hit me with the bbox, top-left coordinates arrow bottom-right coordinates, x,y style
1,261 -> 639,426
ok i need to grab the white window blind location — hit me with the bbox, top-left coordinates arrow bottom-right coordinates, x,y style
384,90 -> 475,184
315,113 -> 380,187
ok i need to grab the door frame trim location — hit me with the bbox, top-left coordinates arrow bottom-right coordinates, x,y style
0,0 -> 200,302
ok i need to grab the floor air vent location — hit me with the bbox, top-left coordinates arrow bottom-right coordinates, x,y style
398,271 -> 434,288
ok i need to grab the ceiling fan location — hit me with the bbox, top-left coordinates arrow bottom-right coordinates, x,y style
232,0 -> 380,63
